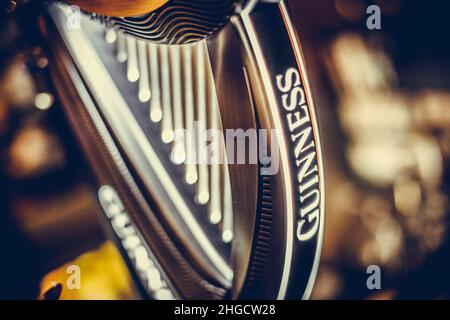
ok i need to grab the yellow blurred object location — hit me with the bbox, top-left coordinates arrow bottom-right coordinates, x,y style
40,241 -> 137,300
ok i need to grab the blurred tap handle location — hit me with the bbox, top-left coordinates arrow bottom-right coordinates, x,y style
1,0 -> 168,17
0,0 -> 170,17
63,0 -> 169,17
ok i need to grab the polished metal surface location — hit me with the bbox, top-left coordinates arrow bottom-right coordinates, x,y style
45,0 -> 325,300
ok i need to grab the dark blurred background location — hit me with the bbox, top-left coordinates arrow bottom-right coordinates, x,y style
0,0 -> 449,299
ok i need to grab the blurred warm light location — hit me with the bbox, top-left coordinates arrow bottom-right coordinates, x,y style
311,266 -> 343,300
328,34 -> 397,98
411,134 -> 443,187
1,59 -> 36,109
339,94 -> 411,138
394,176 -> 422,217
413,91 -> 450,130
374,218 -> 403,264
347,142 -> 415,187
7,126 -> 65,178
323,31 -> 448,282
34,92 -> 54,110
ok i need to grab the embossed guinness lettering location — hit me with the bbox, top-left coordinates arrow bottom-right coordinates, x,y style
276,67 -> 320,242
